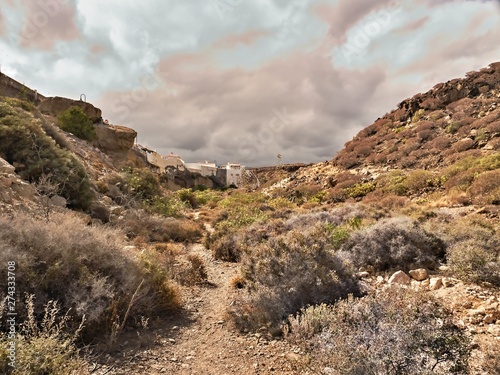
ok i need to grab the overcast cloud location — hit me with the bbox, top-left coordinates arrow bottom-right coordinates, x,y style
1,0 -> 500,166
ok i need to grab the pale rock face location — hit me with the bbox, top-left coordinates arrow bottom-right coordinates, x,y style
388,270 -> 411,285
409,268 -> 428,281
0,158 -> 15,174
38,96 -> 102,122
487,325 -> 500,337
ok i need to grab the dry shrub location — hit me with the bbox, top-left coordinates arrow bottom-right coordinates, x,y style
451,138 -> 476,153
436,215 -> 500,285
363,194 -> 409,211
210,232 -> 241,262
486,119 -> 500,133
284,204 -> 364,231
468,169 -> 500,205
0,295 -> 89,375
404,169 -> 436,193
119,210 -> 202,243
338,217 -> 445,272
478,339 -> 500,375
0,212 -> 181,341
444,170 -> 476,192
448,241 -> 500,285
486,137 -> 500,150
285,286 -> 470,375
177,254 -> 208,286
141,245 -> 206,288
429,136 -> 452,150
228,228 -> 360,333
420,97 -> 441,110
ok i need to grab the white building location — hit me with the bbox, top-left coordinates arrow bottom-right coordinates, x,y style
163,153 -> 185,170
137,146 -> 245,187
185,161 -> 217,177
226,163 -> 243,187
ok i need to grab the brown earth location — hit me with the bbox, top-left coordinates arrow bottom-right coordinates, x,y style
92,242 -> 304,375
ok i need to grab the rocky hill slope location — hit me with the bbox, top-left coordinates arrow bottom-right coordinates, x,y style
259,62 -> 500,209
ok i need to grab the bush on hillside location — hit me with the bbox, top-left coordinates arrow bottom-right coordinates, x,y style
338,217 -> 445,272
439,215 -> 500,285
0,296 -> 89,375
119,209 -> 202,243
0,98 -> 93,210
228,228 -> 360,333
285,286 -> 470,375
0,212 -> 181,341
56,106 -> 96,141
468,169 -> 500,205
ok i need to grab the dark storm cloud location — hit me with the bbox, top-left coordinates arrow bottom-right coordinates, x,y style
1,0 -> 500,166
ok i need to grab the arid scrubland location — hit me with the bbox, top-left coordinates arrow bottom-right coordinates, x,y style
1,64 -> 500,374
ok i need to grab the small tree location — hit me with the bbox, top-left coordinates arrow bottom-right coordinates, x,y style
57,106 -> 96,141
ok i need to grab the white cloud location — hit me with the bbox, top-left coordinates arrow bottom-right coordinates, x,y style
0,0 -> 499,165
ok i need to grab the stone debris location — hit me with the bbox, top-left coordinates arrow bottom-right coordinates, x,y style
388,270 -> 411,285
409,268 -> 428,281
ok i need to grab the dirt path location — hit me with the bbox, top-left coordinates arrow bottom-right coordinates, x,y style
92,243 -> 301,375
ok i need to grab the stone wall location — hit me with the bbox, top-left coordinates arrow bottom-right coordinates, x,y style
0,73 -> 46,103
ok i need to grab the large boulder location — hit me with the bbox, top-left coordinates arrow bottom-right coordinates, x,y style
93,124 -> 138,166
38,96 -> 102,122
388,270 -> 411,285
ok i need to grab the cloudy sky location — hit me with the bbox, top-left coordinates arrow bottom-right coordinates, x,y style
1,0 -> 500,166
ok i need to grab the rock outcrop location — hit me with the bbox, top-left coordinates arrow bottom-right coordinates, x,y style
93,124 -> 140,166
38,96 -> 102,122
0,158 -> 36,211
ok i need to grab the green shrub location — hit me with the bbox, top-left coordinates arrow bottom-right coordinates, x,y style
122,168 -> 161,201
286,286 -> 470,375
176,188 -> 199,208
148,194 -> 185,217
345,181 -> 376,198
377,170 -> 408,196
56,106 -> 95,141
0,98 -> 93,210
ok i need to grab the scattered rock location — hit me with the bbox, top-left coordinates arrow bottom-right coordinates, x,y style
442,277 -> 458,288
388,271 -> 411,285
409,268 -> 428,281
484,314 -> 496,324
429,277 -> 443,290
0,158 -> 15,174
487,325 -> 500,337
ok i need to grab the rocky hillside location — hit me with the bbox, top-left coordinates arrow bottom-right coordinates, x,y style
334,61 -> 500,170
259,62 -> 500,209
